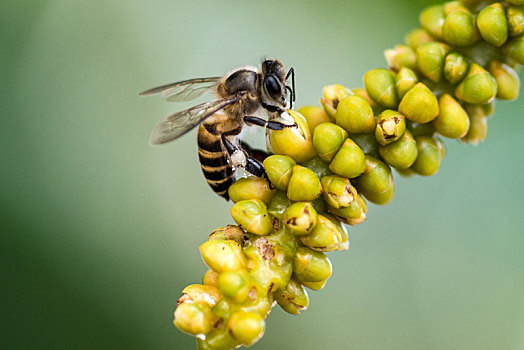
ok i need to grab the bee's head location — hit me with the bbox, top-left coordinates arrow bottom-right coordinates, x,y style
262,59 -> 286,78
261,59 -> 289,108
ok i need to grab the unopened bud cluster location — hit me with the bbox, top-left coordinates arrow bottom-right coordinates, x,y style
173,1 -> 522,349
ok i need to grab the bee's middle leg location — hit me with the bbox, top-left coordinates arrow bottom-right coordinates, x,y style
243,116 -> 297,130
221,131 -> 272,186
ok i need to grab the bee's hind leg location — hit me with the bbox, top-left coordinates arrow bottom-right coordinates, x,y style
245,157 -> 272,187
240,141 -> 269,163
221,133 -> 273,188
240,141 -> 275,189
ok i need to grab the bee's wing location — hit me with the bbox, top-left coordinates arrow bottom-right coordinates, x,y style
150,95 -> 241,145
140,77 -> 221,102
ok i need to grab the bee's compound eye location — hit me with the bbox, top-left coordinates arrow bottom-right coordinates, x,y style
264,76 -> 281,98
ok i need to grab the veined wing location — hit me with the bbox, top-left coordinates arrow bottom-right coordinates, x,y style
140,77 -> 221,102
150,95 -> 241,145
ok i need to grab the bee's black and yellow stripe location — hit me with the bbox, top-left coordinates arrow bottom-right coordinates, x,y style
197,115 -> 242,200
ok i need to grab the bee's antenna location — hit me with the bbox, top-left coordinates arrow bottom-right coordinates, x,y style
285,86 -> 294,109
286,67 -> 296,105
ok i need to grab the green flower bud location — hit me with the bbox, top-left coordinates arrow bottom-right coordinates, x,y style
275,279 -> 309,315
375,109 -> 407,146
228,311 -> 265,346
416,42 -> 450,82
411,136 -> 442,176
313,123 -> 348,162
197,327 -> 238,350
378,129 -> 418,169
351,87 -> 378,108
179,284 -> 222,306
335,95 -> 376,134
463,103 -> 494,122
298,105 -> 332,133
267,190 -> 291,220
444,52 -> 469,85
508,0 -> 524,6
328,193 -> 367,225
405,28 -> 434,50
458,0 -> 483,9
350,133 -> 380,158
356,194 -> 368,220
205,298 -> 230,323
302,280 -> 327,291
301,156 -> 333,179
283,202 -> 318,236
488,60 -> 520,100
329,138 -> 366,179
320,84 -> 352,119
395,67 -> 418,99
311,196 -> 327,214
455,63 -> 498,104
230,199 -> 273,236
228,177 -> 275,205
399,83 -> 439,123
203,269 -> 219,287
443,2 -> 472,15
287,165 -> 322,202
174,302 -> 216,336
432,94 -> 470,138
385,44 -> 417,71
420,4 -> 445,39
477,3 -> 508,46
217,270 -> 251,303
443,9 -> 478,46
363,69 -> 398,108
267,110 -> 316,163
263,155 -> 296,191
300,214 -> 343,252
503,35 -> 524,64
321,175 -> 357,208
200,239 -> 246,273
330,215 -> 350,251
482,100 -> 496,117
363,183 -> 395,205
351,90 -> 384,119
395,167 -> 416,177
507,6 -> 524,37
461,105 -> 488,144
436,136 -> 446,159
208,225 -> 245,246
407,120 -> 436,137
293,247 -> 332,283
353,156 -> 395,205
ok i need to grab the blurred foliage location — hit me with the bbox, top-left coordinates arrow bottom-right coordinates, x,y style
1,0 -> 523,349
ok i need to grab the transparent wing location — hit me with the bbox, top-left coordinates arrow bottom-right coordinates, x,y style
150,95 -> 241,145
140,77 -> 221,102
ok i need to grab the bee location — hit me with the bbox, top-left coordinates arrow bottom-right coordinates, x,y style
140,59 -> 296,200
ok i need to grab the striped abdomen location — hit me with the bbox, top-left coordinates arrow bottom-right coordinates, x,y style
197,114 -> 242,200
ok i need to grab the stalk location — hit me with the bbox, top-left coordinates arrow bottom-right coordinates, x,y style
173,1 -> 522,348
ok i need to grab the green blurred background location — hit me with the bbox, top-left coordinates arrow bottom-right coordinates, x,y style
2,0 -> 523,349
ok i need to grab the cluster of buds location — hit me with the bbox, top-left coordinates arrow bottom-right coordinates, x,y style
173,1 -> 522,349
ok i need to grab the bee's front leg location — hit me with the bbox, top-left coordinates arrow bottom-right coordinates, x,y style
243,116 -> 297,130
